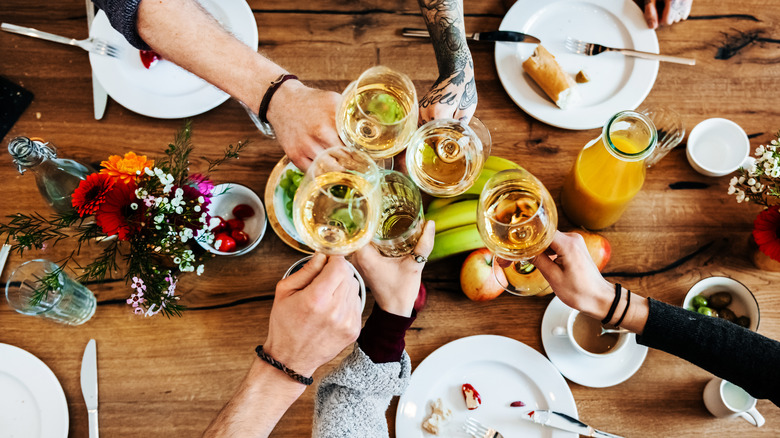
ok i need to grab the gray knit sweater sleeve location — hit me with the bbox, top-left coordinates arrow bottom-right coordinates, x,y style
91,0 -> 150,50
313,345 -> 411,438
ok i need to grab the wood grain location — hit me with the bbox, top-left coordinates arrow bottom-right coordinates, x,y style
1,0 -> 779,436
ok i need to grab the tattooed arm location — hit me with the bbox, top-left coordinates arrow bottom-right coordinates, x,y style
644,0 -> 693,29
417,0 -> 477,123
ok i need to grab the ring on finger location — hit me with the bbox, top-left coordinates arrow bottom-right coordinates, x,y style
410,251 -> 427,264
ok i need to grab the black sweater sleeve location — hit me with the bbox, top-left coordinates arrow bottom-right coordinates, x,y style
91,0 -> 150,50
637,298 -> 780,406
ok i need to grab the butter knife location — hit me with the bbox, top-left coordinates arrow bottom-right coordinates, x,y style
85,0 -> 108,119
81,339 -> 99,438
524,410 -> 623,438
402,27 -> 541,44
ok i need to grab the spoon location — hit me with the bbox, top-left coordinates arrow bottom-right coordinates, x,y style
599,327 -> 630,336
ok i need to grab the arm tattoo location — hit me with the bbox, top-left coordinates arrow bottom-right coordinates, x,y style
418,0 -> 470,77
458,76 -> 477,111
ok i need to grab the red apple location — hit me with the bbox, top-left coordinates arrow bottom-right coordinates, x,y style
567,229 -> 611,271
460,248 -> 506,301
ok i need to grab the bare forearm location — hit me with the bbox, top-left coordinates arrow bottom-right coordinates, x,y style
203,358 -> 306,438
136,0 -> 286,112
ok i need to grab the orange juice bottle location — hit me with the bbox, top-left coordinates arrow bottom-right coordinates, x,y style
561,111 -> 657,230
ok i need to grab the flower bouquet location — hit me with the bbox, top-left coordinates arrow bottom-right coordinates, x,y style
0,122 -> 247,316
728,133 -> 780,268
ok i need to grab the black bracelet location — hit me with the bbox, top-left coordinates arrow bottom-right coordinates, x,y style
258,74 -> 299,125
602,283 -> 622,325
614,288 -> 631,327
255,345 -> 313,386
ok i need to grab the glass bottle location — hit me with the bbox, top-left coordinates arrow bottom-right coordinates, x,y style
561,110 -> 657,230
8,137 -> 95,214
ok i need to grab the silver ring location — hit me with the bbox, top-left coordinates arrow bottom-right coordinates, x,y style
410,251 -> 427,263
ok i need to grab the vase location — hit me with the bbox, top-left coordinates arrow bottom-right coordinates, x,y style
748,235 -> 780,272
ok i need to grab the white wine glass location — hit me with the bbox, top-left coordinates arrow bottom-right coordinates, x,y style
371,170 -> 424,257
405,117 -> 490,197
337,66 -> 419,160
476,168 -> 558,296
292,146 -> 382,255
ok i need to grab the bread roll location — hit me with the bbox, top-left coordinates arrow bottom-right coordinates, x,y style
522,45 -> 579,109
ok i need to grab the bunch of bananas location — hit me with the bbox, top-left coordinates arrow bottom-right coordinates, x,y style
426,156 -> 522,261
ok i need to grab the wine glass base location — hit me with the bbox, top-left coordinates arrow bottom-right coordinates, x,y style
491,255 -> 552,297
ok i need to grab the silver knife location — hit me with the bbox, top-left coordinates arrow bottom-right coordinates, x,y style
524,410 -> 623,438
85,0 -> 108,119
81,339 -> 99,438
402,27 -> 541,44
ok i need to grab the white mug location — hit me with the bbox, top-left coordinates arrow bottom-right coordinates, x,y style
703,377 -> 765,427
552,309 -> 629,358
686,118 -> 753,177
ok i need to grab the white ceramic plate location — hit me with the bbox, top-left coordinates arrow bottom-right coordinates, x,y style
396,335 -> 577,438
88,0 -> 258,118
0,344 -> 68,438
494,0 -> 659,130
542,297 -> 648,388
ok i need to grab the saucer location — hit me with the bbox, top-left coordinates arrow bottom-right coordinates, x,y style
541,297 -> 648,388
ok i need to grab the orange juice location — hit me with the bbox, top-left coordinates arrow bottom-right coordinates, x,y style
561,111 -> 656,230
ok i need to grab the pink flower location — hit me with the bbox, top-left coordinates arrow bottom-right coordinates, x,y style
131,276 -> 147,291
133,307 -> 144,315
127,291 -> 145,308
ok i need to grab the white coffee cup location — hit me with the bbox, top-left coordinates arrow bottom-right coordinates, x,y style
686,118 -> 753,177
703,377 -> 765,427
552,309 -> 629,358
283,255 -> 367,312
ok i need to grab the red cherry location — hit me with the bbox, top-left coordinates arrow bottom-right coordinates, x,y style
231,230 -> 250,246
232,204 -> 255,219
226,218 -> 245,232
211,216 -> 228,234
139,50 -> 162,69
214,233 -> 236,252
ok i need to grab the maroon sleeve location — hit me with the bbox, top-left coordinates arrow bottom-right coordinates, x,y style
357,299 -> 419,364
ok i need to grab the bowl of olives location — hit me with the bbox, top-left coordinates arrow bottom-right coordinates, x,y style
683,277 -> 759,331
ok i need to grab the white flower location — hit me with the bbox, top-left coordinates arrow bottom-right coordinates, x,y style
729,176 -> 738,186
772,167 -> 780,178
755,145 -> 765,156
197,196 -> 205,204
763,152 -> 774,162
751,185 -> 763,193
173,257 -> 181,264
196,265 -> 204,276
175,188 -> 184,197
747,178 -> 756,186
727,185 -> 736,195
163,184 -> 173,194
175,206 -> 183,214
194,205 -> 201,212
735,189 -> 746,203
130,203 -> 138,210
738,176 -> 746,184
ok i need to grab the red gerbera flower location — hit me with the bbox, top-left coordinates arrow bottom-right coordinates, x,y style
71,173 -> 115,217
753,205 -> 780,262
95,181 -> 139,241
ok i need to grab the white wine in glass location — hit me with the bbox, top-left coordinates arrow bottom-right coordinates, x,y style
293,147 -> 381,255
477,168 -> 557,295
372,170 -> 424,258
405,117 -> 490,197
337,66 -> 418,160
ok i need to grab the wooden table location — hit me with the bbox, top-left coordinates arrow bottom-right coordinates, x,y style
1,0 -> 779,436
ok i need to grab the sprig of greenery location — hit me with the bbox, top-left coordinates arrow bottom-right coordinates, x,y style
204,139 -> 250,173
157,120 -> 194,187
0,212 -> 78,254
30,263 -> 67,307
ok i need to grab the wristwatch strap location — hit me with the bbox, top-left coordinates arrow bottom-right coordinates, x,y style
249,73 -> 298,138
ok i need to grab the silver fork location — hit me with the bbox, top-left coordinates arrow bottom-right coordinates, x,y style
1,22 -> 121,58
564,37 -> 695,65
464,417 -> 504,438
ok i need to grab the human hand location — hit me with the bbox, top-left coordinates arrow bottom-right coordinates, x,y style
266,81 -> 342,171
644,0 -> 692,29
531,231 -> 615,320
351,220 -> 436,317
264,254 -> 363,377
419,60 -> 477,124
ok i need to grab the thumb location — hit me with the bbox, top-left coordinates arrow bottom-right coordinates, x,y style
644,0 -> 659,28
413,220 -> 436,258
279,253 -> 328,293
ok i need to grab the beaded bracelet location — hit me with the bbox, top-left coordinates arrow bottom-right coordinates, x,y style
255,345 -> 313,386
614,287 -> 632,327
601,283 -> 622,325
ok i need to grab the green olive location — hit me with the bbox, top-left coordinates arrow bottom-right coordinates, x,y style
736,316 -> 751,328
697,307 -> 718,317
719,308 -> 737,323
691,295 -> 708,309
709,292 -> 733,309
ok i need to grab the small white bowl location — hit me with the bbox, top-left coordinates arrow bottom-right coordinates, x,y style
198,183 -> 267,256
682,276 -> 760,331
686,118 -> 752,177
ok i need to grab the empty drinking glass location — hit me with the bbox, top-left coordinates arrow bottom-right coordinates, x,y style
5,259 -> 96,325
639,106 -> 685,167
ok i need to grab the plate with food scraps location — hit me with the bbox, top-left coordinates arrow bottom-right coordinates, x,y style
494,0 -> 659,130
396,335 -> 577,437
88,0 -> 258,118
264,155 -> 313,254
